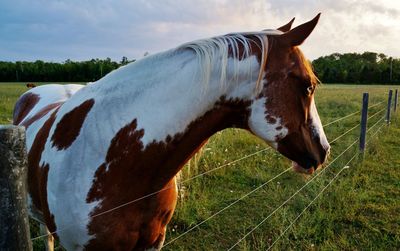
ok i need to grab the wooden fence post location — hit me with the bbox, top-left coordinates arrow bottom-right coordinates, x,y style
386,90 -> 393,124
359,93 -> 369,152
394,89 -> 398,113
0,125 -> 33,251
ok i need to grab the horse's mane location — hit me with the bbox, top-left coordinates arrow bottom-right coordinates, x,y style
178,30 -> 283,94
96,30 -> 283,96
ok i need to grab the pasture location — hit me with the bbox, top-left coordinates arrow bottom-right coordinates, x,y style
0,83 -> 399,250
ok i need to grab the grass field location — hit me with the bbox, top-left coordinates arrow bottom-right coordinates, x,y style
0,83 -> 399,250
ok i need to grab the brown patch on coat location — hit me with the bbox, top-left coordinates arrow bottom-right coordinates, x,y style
27,109 -> 60,235
51,99 -> 94,150
13,92 -> 40,125
21,102 -> 64,129
224,34 -> 267,62
84,96 -> 251,250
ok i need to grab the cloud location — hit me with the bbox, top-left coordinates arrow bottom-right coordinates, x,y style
0,0 -> 399,62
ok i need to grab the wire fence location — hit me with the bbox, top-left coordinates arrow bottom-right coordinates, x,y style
164,98 -> 391,250
266,114 -> 387,250
227,136 -> 361,250
26,95 -> 394,250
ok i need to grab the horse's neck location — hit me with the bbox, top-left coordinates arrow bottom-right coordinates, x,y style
90,50 -> 258,186
94,50 -> 254,144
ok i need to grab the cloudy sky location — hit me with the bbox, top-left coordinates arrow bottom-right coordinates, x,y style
1,0 -> 399,62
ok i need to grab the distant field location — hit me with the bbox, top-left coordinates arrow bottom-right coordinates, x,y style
0,83 -> 399,250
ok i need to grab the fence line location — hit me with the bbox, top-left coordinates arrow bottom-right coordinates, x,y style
329,103 -> 385,145
329,124 -> 359,144
368,100 -> 385,109
32,99 -> 376,241
227,137 -> 360,250
368,122 -> 386,140
323,111 -> 360,127
266,154 -> 357,250
165,117 -> 379,246
368,107 -> 386,120
266,115 -> 387,250
322,101 -> 384,128
181,148 -> 271,183
22,92 -> 397,246
32,148 -> 273,241
31,97 -> 392,242
163,167 -> 292,247
367,116 -> 386,133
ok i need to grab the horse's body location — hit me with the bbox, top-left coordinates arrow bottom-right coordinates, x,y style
14,15 -> 329,250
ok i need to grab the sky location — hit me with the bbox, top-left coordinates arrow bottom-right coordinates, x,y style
1,0 -> 400,62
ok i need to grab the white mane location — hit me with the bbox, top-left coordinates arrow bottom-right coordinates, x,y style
178,30 -> 283,94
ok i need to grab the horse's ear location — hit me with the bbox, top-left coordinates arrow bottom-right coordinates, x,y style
277,17 -> 295,32
280,13 -> 320,46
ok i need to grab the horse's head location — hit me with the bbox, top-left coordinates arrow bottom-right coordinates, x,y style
247,14 -> 330,174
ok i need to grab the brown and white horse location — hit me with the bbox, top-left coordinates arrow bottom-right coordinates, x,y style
14,14 -> 329,251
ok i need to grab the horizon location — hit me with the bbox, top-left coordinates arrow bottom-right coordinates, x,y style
1,50 -> 398,64
1,0 -> 400,62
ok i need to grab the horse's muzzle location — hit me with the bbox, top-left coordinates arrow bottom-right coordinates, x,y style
292,144 -> 330,175
292,161 -> 316,174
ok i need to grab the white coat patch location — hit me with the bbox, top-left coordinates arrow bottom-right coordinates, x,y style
248,98 -> 288,148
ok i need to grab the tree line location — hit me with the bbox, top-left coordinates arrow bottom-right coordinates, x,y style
0,52 -> 399,84
313,52 -> 399,84
0,57 -> 131,82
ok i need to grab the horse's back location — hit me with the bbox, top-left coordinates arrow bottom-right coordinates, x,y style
13,84 -> 85,153
13,84 -> 85,127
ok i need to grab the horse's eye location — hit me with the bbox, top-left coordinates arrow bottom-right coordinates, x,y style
306,86 -> 314,96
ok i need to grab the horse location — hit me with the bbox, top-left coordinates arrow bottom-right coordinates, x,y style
13,14 -> 329,251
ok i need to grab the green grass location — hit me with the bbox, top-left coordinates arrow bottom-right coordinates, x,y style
0,83 -> 28,124
0,83 -> 399,250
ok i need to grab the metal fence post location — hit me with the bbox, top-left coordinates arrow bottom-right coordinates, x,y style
386,90 -> 393,124
394,89 -> 398,113
359,93 -> 369,152
0,125 -> 33,251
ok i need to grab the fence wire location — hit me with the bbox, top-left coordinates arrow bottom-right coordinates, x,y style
165,109 -> 376,247
31,147 -> 272,241
227,137 -> 359,250
367,115 -> 386,133
323,101 -> 384,128
266,116 -> 386,250
368,107 -> 386,121
329,124 -> 359,144
30,99 -> 389,246
322,111 -> 360,127
163,167 -> 292,247
266,155 -> 357,250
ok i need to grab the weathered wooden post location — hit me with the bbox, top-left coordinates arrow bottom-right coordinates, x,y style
386,90 -> 393,124
359,93 -> 369,152
0,125 -> 32,251
394,89 -> 398,113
